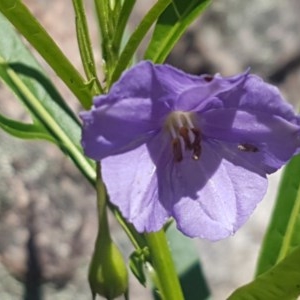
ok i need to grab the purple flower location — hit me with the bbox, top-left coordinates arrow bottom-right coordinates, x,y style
80,61 -> 300,241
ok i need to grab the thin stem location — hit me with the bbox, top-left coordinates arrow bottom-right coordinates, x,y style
0,0 -> 92,108
145,230 -> 184,300
96,163 -> 109,235
111,207 -> 147,250
72,0 -> 104,95
110,0 -> 122,30
94,0 -> 117,78
3,59 -> 96,183
96,164 -> 147,251
109,0 -> 171,86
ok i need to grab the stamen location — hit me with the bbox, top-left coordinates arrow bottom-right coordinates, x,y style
179,127 -> 193,149
191,128 -> 202,160
172,138 -> 183,162
169,123 -> 177,139
166,112 -> 202,162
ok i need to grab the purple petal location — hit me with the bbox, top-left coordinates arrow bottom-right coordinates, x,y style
174,71 -> 248,112
101,132 -> 171,232
170,141 -> 267,241
80,61 -> 171,160
200,108 -> 300,174
132,63 -> 248,111
219,74 -> 300,125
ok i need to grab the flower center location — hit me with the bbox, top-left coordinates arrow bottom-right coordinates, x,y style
165,112 -> 202,162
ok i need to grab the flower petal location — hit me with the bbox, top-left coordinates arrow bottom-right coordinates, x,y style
170,141 -> 267,241
174,71 -> 249,112
200,108 -> 300,173
130,63 -> 248,111
219,74 -> 300,125
101,132 -> 171,232
80,61 -> 171,160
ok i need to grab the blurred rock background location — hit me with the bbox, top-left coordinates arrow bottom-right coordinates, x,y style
0,0 -> 300,299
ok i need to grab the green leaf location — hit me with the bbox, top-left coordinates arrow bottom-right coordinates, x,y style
0,113 -> 55,142
0,4 -> 92,108
228,246 -> 300,300
165,224 -> 210,300
0,13 -> 95,183
112,0 -> 136,55
144,0 -> 211,63
255,155 -> 300,276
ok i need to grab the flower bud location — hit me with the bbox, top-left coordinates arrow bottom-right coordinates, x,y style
88,238 -> 128,299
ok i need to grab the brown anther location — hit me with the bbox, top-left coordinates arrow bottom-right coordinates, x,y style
204,75 -> 214,82
191,128 -> 202,160
172,138 -> 183,162
238,143 -> 259,153
167,112 -> 203,162
192,144 -> 202,160
179,126 -> 193,149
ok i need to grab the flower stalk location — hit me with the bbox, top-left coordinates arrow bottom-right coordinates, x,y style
145,230 -> 184,300
72,0 -> 104,95
88,163 -> 128,299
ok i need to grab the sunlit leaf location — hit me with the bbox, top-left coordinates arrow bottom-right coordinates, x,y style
144,0 -> 211,63
229,246 -> 300,300
0,3 -> 91,108
110,0 -> 171,85
256,155 -> 300,276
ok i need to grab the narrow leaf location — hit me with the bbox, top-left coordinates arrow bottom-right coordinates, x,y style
112,0 -> 136,54
0,14 -> 95,183
0,5 -> 92,108
228,246 -> 300,300
144,0 -> 211,63
256,155 -> 300,276
0,113 -> 55,142
109,0 -> 171,85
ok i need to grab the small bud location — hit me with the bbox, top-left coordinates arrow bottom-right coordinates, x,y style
88,238 -> 128,299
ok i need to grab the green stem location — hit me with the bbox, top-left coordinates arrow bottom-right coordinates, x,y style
145,230 -> 184,300
0,0 -> 92,108
72,0 -> 104,95
110,0 -> 122,30
109,0 -> 171,86
96,163 -> 109,237
112,207 -> 147,250
96,164 -> 147,251
94,0 -> 116,79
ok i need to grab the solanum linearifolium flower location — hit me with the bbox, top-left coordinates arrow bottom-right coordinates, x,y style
80,61 -> 300,241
